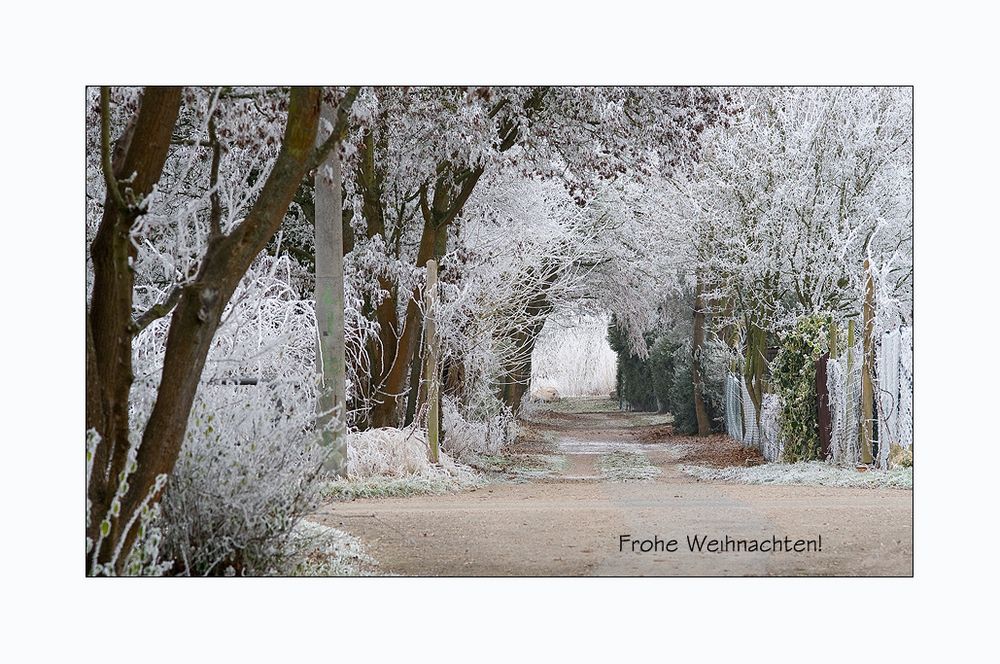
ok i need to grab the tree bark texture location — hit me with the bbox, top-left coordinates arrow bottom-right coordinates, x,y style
87,86 -> 184,563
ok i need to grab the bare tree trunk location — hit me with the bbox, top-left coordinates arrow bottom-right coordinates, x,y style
692,282 -> 712,436
314,95 -> 348,474
403,314 -> 424,426
499,284 -> 552,414
368,170 -> 483,427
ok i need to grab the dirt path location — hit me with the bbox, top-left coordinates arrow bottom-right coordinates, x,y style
312,401 -> 912,576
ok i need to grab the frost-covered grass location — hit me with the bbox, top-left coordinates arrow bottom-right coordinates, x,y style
323,474 -> 482,501
469,452 -> 567,480
599,451 -> 662,482
442,397 -> 518,460
321,427 -> 483,501
286,520 -> 380,576
528,396 -> 621,416
680,462 -> 913,489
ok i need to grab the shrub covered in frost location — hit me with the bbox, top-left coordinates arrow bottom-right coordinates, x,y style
322,425 -> 481,500
158,389 -> 329,576
127,254 -> 341,576
442,396 -> 517,460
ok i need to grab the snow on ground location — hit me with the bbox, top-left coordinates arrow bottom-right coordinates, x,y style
680,461 -> 912,489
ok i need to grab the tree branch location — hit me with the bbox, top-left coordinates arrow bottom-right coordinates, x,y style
131,286 -> 184,334
100,87 -> 128,212
208,95 -> 223,239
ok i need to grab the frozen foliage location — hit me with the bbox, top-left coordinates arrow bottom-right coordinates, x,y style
347,427 -> 447,477
130,253 -> 343,576
686,87 -> 911,333
442,396 -> 517,460
158,391 -> 327,576
437,174 -> 615,415
680,462 -> 912,489
531,314 -> 617,397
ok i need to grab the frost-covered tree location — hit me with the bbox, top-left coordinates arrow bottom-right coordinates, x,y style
321,86 -> 727,427
676,87 -> 912,437
86,86 -> 356,574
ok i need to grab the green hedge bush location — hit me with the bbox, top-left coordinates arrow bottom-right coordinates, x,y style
608,319 -> 721,433
770,314 -> 829,462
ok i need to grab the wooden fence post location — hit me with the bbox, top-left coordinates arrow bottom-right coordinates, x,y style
423,260 -> 441,464
859,260 -> 875,465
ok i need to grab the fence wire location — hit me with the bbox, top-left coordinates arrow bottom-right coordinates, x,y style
724,373 -> 783,462
827,356 -> 861,466
875,326 -> 913,466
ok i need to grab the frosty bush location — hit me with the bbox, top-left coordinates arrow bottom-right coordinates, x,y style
346,426 -> 436,477
159,387 -> 328,576
131,254 -> 338,576
442,396 -> 517,460
323,425 -> 480,500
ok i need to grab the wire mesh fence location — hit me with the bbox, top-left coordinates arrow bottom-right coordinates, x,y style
724,373 -> 783,462
827,355 -> 861,465
875,326 -> 913,466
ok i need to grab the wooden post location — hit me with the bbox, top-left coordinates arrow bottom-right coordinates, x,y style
314,96 -> 347,475
859,261 -> 875,465
423,260 -> 440,464
829,319 -> 839,359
